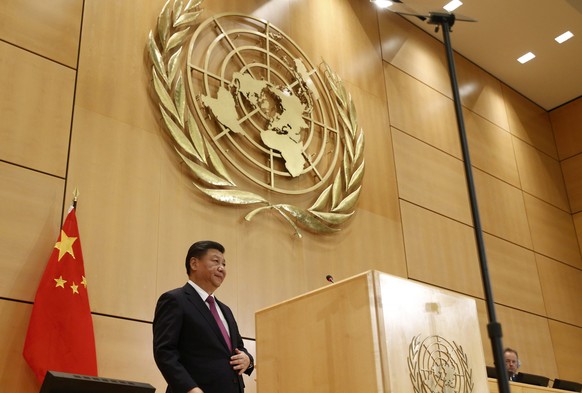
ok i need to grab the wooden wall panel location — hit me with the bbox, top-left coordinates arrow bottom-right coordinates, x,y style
493,304 -> 558,379
400,201 -> 483,298
0,301 -> 40,392
379,6 -> 512,133
502,85 -> 557,159
0,0 -> 82,68
393,129 -> 471,224
92,315 -> 167,392
0,41 -> 75,177
476,301 -> 559,379
454,54 -> 510,131
384,63 -> 461,158
474,169 -> 532,249
299,205 -> 408,293
523,194 -> 582,269
230,217 -> 308,338
288,0 -> 385,99
561,154 -> 582,213
548,320 -> 582,382
0,162 -> 64,301
344,81 -> 400,220
205,0 -> 286,24
536,254 -> 582,327
75,0 -> 164,134
484,234 -> 545,316
575,213 -> 582,255
65,107 -> 163,321
464,109 -> 520,187
514,138 -> 570,212
378,10 -> 451,101
550,97 -> 582,160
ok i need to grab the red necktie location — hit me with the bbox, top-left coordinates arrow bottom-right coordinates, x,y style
206,296 -> 232,352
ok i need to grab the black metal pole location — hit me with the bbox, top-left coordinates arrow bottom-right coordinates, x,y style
428,12 -> 511,393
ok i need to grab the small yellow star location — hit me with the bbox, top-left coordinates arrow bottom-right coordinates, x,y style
81,276 -> 88,288
54,276 -> 67,288
54,230 -> 77,261
70,282 -> 79,294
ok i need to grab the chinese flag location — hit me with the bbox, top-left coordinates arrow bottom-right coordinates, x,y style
23,206 -> 98,383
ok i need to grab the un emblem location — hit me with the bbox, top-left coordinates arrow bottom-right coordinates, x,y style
408,335 -> 474,393
148,0 -> 365,236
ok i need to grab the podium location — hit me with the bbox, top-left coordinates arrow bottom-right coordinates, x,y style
255,270 -> 489,392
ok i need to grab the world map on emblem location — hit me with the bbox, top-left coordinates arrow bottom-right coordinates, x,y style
201,70 -> 310,178
186,13 -> 342,195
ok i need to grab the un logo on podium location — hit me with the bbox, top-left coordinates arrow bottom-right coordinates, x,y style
149,1 -> 365,236
408,335 -> 474,393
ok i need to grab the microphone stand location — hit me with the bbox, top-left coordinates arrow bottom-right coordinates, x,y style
426,12 -> 511,393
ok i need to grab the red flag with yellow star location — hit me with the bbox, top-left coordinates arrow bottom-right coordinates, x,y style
23,206 -> 97,383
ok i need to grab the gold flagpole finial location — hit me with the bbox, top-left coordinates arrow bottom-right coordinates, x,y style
72,187 -> 80,208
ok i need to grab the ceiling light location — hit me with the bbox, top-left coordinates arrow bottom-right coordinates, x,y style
443,0 -> 463,12
517,52 -> 536,64
371,0 -> 394,8
555,31 -> 574,44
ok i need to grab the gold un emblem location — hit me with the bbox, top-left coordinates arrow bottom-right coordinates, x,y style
148,0 -> 365,237
408,335 -> 474,393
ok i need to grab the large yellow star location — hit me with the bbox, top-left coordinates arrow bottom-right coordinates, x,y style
70,282 -> 79,294
54,230 -> 77,261
54,276 -> 67,288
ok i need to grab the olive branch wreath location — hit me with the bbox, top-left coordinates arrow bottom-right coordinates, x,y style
453,342 -> 474,393
148,0 -> 365,238
407,335 -> 474,393
408,335 -> 423,393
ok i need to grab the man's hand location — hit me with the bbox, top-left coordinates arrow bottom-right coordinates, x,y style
230,348 -> 251,375
187,388 -> 203,393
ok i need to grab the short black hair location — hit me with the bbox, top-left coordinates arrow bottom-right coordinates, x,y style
185,240 -> 225,274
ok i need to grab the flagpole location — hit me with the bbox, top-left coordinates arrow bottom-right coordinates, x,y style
72,187 -> 79,209
23,185 -> 98,382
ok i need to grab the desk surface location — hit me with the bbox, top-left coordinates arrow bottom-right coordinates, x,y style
488,378 -> 569,393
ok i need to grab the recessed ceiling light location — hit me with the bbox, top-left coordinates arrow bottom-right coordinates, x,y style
555,31 -> 574,44
443,0 -> 463,12
371,0 -> 394,8
517,52 -> 536,64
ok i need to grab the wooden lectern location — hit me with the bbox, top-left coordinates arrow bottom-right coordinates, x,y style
255,270 -> 489,392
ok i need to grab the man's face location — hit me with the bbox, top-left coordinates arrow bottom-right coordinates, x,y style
190,248 -> 226,293
504,351 -> 519,374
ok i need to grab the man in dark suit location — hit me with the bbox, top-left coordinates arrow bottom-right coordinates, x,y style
153,240 -> 254,393
504,347 -> 520,381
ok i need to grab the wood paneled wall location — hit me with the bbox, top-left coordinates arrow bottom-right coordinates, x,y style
0,0 -> 580,391
378,5 -> 582,384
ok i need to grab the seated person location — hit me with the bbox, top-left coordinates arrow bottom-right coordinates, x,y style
504,347 -> 520,381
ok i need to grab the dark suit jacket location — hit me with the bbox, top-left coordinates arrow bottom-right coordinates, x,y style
153,284 -> 254,393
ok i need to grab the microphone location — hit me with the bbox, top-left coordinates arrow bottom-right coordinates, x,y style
325,274 -> 334,283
